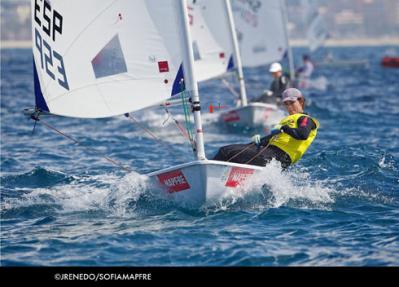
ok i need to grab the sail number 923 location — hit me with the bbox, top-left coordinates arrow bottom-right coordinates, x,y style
34,0 -> 69,91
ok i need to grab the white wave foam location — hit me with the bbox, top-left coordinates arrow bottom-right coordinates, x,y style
257,161 -> 335,209
378,155 -> 395,169
207,160 -> 336,212
2,171 -> 151,217
4,160 -> 393,218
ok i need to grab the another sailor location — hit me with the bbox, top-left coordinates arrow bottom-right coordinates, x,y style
296,55 -> 315,89
296,54 -> 314,79
213,88 -> 319,169
251,62 -> 291,105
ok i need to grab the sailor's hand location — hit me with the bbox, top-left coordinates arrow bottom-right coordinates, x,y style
261,90 -> 273,97
251,134 -> 261,146
270,124 -> 282,136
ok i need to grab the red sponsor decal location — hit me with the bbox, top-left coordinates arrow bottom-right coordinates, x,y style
158,61 -> 169,73
222,111 -> 240,122
157,170 -> 190,193
225,167 -> 254,187
219,52 -> 225,59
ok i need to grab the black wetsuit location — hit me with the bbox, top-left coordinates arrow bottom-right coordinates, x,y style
213,115 -> 316,169
251,75 -> 291,104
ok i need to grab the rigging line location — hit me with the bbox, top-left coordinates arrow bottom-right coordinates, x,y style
180,90 -> 196,151
174,80 -> 196,152
125,110 -> 192,156
162,106 -> 191,141
244,136 -> 277,165
226,143 -> 256,162
125,113 -> 160,141
33,116 -> 132,173
221,78 -> 241,100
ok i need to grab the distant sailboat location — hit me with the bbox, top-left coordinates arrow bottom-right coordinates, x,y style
303,0 -> 369,70
294,0 -> 328,91
381,49 -> 399,68
29,0 -> 264,208
305,5 -> 329,53
216,0 -> 291,129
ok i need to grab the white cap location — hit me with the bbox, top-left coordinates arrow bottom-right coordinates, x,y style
269,62 -> 282,73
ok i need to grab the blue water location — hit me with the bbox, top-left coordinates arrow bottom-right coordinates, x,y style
1,47 -> 399,266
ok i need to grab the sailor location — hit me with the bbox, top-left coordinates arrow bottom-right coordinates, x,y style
213,88 -> 319,169
296,54 -> 314,79
251,62 -> 291,105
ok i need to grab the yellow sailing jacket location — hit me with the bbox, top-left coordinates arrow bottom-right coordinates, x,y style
269,113 -> 320,164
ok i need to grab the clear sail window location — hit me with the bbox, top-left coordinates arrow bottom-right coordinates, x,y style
92,35 -> 128,78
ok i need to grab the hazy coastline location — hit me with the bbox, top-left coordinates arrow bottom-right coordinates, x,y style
2,38 -> 399,49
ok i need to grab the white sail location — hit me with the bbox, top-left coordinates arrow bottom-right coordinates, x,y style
188,0 -> 234,82
307,12 -> 328,52
32,0 -> 188,118
302,0 -> 328,52
231,0 -> 288,67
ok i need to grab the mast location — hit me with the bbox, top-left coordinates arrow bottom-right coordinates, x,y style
281,0 -> 295,81
178,0 -> 206,160
224,0 -> 248,107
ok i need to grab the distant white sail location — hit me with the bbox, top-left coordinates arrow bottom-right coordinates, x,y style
188,0 -> 234,82
302,0 -> 328,52
231,0 -> 288,67
307,12 -> 328,52
32,0 -> 187,118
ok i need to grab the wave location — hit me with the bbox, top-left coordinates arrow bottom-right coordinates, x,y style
1,169 -> 151,218
203,160 -> 335,214
1,156 -> 396,220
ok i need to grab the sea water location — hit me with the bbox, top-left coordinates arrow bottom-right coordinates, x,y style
1,47 -> 398,266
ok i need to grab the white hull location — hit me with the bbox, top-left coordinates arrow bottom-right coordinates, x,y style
219,103 -> 285,129
147,160 -> 263,208
317,59 -> 370,68
297,76 -> 328,91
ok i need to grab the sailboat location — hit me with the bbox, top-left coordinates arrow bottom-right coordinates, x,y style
316,54 -> 370,69
302,1 -> 368,70
381,48 -> 399,68
305,5 -> 329,54
29,0 -> 264,208
217,0 -> 291,129
292,0 -> 327,91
